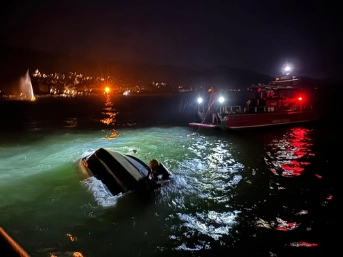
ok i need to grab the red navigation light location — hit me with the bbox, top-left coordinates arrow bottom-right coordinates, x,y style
298,96 -> 303,101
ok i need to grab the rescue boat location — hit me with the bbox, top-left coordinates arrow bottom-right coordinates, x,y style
189,69 -> 322,130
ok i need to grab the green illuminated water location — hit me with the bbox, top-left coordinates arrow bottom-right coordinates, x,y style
0,94 -> 338,257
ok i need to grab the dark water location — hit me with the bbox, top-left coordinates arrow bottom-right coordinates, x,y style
0,92 -> 339,257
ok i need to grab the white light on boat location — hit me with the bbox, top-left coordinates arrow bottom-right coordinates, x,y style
197,97 -> 203,104
284,65 -> 292,75
218,96 -> 225,103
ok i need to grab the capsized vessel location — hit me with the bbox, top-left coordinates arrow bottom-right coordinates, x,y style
79,148 -> 169,195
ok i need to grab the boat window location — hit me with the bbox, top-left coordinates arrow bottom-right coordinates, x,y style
266,89 -> 278,98
249,88 -> 262,99
261,90 -> 268,99
248,90 -> 255,99
279,89 -> 300,99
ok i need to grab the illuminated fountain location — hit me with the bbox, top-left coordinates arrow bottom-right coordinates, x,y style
19,69 -> 35,101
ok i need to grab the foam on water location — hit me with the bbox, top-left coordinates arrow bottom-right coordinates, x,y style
81,176 -> 121,207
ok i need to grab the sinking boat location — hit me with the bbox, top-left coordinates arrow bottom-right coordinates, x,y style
189,71 -> 322,130
79,148 -> 168,196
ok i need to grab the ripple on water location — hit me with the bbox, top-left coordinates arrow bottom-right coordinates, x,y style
252,127 -> 334,253
81,177 -> 121,207
156,135 -> 245,251
264,127 -> 314,178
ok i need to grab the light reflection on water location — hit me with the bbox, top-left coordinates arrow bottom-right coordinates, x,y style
155,135 -> 244,249
259,127 -> 334,251
265,127 -> 314,177
0,96 -> 337,256
0,125 -> 246,256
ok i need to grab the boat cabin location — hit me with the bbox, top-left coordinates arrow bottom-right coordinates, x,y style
245,76 -> 309,113
189,70 -> 322,129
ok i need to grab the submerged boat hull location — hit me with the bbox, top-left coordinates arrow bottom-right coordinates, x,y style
79,148 -> 151,195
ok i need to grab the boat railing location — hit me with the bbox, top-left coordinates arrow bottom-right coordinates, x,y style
199,101 -> 312,117
245,106 -> 276,113
219,105 -> 276,114
220,105 -> 297,114
243,104 -> 313,113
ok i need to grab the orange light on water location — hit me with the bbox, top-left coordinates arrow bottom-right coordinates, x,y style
51,251 -> 84,257
72,252 -> 84,257
105,87 -> 110,93
67,233 -> 77,242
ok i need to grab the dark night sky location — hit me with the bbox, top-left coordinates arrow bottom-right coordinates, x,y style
1,0 -> 342,80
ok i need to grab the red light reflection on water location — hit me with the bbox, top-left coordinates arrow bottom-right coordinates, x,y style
261,128 -> 327,250
266,128 -> 313,177
275,217 -> 299,231
315,174 -> 322,179
281,160 -> 304,177
290,241 -> 318,247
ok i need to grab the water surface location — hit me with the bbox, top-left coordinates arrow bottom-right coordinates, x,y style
0,94 -> 338,257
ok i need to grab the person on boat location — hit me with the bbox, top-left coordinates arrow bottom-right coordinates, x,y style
208,86 -> 219,124
137,159 -> 170,196
148,158 -> 171,181
137,175 -> 161,196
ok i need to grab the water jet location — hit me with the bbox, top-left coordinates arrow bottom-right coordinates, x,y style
19,69 -> 35,101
